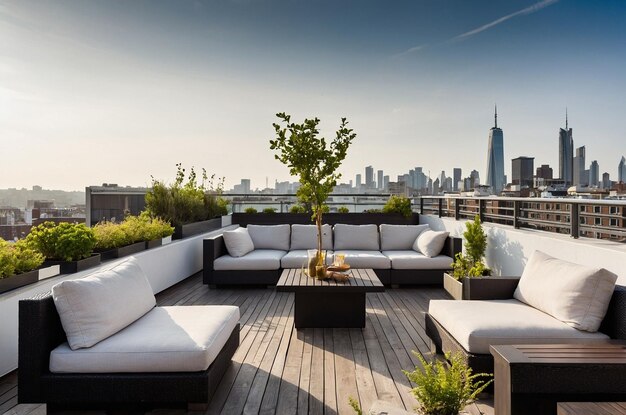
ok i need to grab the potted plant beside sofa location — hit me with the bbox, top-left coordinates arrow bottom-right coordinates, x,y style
25,221 -> 100,274
0,238 -> 45,294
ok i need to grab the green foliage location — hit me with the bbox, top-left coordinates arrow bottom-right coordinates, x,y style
0,239 -> 40,278
337,206 -> 350,213
93,221 -> 132,250
262,207 -> 277,214
403,351 -> 493,415
364,208 -> 382,213
93,213 -> 174,250
382,195 -> 413,217
25,222 -> 96,262
244,207 -> 258,214
451,216 -> 490,280
289,204 -> 308,214
145,163 -> 227,227
348,397 -> 362,415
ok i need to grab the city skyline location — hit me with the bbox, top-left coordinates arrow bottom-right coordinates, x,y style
2,1 -> 626,191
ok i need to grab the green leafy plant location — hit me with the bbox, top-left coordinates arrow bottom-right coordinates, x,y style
382,195 -> 412,217
403,351 -> 492,415
145,163 -> 228,227
289,204 -> 308,214
364,208 -> 382,213
348,397 -> 362,415
337,206 -> 350,213
94,213 -> 174,250
270,113 -> 356,268
450,216 -> 491,280
93,221 -> 132,250
262,207 -> 277,214
0,239 -> 45,278
244,207 -> 258,214
25,221 -> 96,262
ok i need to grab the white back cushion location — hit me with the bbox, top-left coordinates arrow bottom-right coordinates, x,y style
380,224 -> 429,250
290,224 -> 333,250
413,230 -> 449,257
223,227 -> 255,257
247,224 -> 291,250
514,250 -> 618,332
333,224 -> 379,251
52,257 -> 156,350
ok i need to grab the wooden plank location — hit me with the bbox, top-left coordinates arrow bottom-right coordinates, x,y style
308,328 -> 325,415
296,329 -> 314,415
333,328 -> 359,415
323,328 -> 338,415
274,324 -> 305,414
349,328 -> 378,414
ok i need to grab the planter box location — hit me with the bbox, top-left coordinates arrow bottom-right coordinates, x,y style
232,212 -> 420,227
145,239 -> 162,250
0,269 -> 39,295
43,253 -> 102,275
444,273 -> 521,300
38,265 -> 60,281
162,235 -> 172,245
97,242 -> 146,261
173,218 -> 222,240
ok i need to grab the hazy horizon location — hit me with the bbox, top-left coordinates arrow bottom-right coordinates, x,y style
2,0 -> 625,192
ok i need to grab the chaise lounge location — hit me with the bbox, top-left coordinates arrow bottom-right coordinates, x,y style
18,257 -> 240,410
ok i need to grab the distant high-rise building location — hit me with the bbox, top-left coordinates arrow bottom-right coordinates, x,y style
602,172 -> 611,189
470,170 -> 480,187
377,170 -> 384,190
558,110 -> 574,185
365,166 -> 374,188
589,160 -> 599,187
356,174 -> 362,189
433,178 -> 440,194
573,145 -> 587,186
536,164 -> 553,180
512,157 -> 534,187
486,106 -> 505,194
619,156 -> 626,183
383,175 -> 389,191
453,168 -> 461,191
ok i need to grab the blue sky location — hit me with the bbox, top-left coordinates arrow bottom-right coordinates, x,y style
1,0 -> 625,191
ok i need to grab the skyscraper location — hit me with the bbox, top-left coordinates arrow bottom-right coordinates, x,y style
589,160 -> 599,187
365,166 -> 374,189
558,110 -> 574,185
355,174 -> 362,189
619,156 -> 626,183
377,170 -> 384,190
573,145 -> 586,186
486,106 -> 505,194
512,156 -> 534,187
536,164 -> 553,180
453,168 -> 462,192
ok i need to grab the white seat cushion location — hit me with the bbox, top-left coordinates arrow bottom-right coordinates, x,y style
52,257 -> 156,350
50,305 -> 240,373
281,250 -> 335,269
290,224 -> 333,250
341,250 -> 391,269
213,250 -> 286,270
428,299 -> 609,354
333,224 -> 379,250
379,224 -> 429,250
382,251 -> 453,270
514,250 -> 618,332
413,230 -> 449,257
222,227 -> 255,257
247,224 -> 291,250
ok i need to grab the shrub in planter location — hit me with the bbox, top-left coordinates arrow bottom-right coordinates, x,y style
262,207 -> 277,214
145,163 -> 228,227
0,239 -> 44,278
337,206 -> 350,213
244,207 -> 258,214
93,221 -> 133,250
450,216 -> 490,280
403,351 -> 492,415
25,221 -> 96,262
382,195 -> 412,217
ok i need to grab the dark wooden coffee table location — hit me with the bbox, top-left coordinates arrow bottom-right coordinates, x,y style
276,268 -> 385,328
490,342 -> 626,415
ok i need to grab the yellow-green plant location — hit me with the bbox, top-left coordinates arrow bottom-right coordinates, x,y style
0,239 -> 44,278
348,397 -> 362,415
244,207 -> 258,214
93,221 -> 133,250
25,222 -> 95,262
450,216 -> 490,280
403,352 -> 492,415
382,195 -> 412,217
262,207 -> 277,214
337,206 -> 350,213
289,204 -> 308,214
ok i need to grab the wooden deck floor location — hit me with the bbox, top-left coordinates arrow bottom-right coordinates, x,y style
1,273 -> 494,415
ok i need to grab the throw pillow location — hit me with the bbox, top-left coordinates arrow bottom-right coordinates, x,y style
247,224 -> 291,250
333,224 -> 379,251
290,224 -> 333,250
223,227 -> 255,257
413,230 -> 449,257
514,250 -> 617,332
52,257 -> 156,350
380,224 -> 430,250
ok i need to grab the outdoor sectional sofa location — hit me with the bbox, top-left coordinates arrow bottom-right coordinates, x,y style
203,223 -> 461,287
18,257 -> 240,410
425,250 -> 626,376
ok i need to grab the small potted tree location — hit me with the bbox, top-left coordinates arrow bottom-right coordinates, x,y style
270,112 -> 356,279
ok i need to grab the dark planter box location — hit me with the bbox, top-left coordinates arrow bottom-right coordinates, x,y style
173,218 -> 222,240
444,273 -> 521,300
0,269 -> 39,295
43,253 -> 102,275
145,238 -> 162,249
96,242 -> 146,261
232,212 -> 420,226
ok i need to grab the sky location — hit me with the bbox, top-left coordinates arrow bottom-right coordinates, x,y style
1,0 -> 625,191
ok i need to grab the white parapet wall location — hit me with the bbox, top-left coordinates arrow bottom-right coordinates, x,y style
420,215 -> 626,286
0,226 -> 235,378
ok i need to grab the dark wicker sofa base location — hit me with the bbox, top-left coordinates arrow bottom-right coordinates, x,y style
18,293 -> 239,409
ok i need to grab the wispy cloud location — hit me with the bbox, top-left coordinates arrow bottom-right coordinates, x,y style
395,0 -> 559,57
